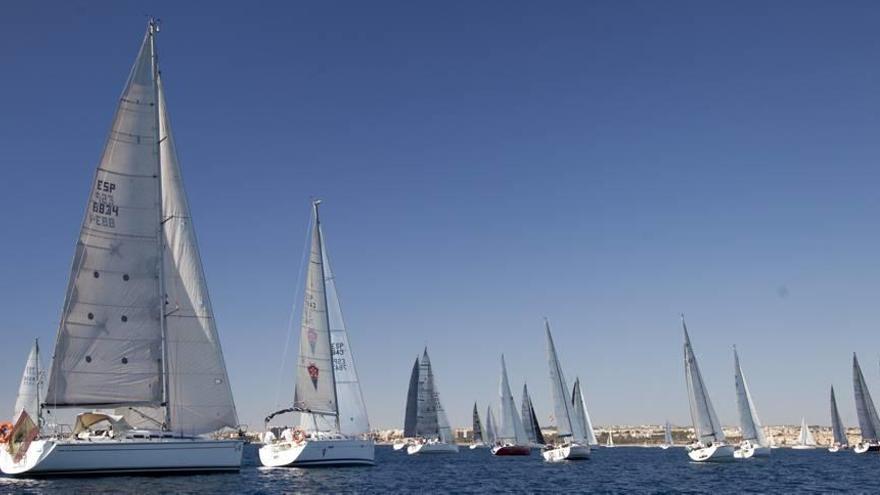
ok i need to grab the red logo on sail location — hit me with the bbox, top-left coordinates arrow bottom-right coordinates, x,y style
307,328 -> 318,354
308,363 -> 319,389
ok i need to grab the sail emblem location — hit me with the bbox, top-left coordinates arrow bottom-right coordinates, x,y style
307,327 -> 318,354
307,363 -> 320,389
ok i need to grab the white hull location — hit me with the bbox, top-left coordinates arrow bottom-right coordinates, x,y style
828,445 -> 847,453
790,445 -> 817,450
469,443 -> 486,450
542,443 -> 590,462
0,438 -> 242,476
687,443 -> 736,462
660,444 -> 671,450
852,442 -> 879,454
406,442 -> 459,455
734,441 -> 770,459
392,442 -> 408,451
259,438 -> 374,467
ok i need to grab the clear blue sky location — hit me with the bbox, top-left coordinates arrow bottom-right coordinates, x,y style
2,1 -> 880,431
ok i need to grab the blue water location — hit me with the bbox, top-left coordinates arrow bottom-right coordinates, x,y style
2,445 -> 878,493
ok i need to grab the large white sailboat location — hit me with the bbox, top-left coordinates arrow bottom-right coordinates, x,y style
259,201 -> 374,467
491,356 -> 531,456
521,384 -> 545,447
852,354 -> 880,453
0,21 -> 243,476
732,347 -> 770,459
682,316 -> 735,462
791,417 -> 817,450
829,386 -> 848,452
542,320 -> 590,462
406,349 -> 459,454
571,378 -> 598,447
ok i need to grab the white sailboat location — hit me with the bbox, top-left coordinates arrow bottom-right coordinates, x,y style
571,378 -> 598,447
682,316 -> 735,462
605,430 -> 615,448
660,421 -> 673,449
469,403 -> 487,449
852,354 -> 880,453
491,355 -> 531,456
828,386 -> 848,452
1,20 -> 243,476
521,384 -> 545,447
259,201 -> 374,467
406,349 -> 459,454
542,320 -> 589,462
732,347 -> 770,459
791,417 -> 817,450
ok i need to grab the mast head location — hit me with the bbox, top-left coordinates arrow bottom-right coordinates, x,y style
148,17 -> 161,34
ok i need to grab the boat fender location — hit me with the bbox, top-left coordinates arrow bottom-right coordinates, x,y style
0,422 -> 13,443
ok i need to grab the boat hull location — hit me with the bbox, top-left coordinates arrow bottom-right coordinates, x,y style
853,442 -> 880,454
790,445 -> 816,450
392,442 -> 408,451
734,441 -> 770,459
259,438 -> 374,467
0,438 -> 243,477
828,445 -> 847,453
687,443 -> 735,462
490,444 -> 530,456
542,444 -> 590,462
406,442 -> 459,455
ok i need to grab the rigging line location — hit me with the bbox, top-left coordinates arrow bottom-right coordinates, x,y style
273,202 -> 315,410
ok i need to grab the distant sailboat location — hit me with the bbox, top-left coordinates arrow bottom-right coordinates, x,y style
852,354 -> 880,453
605,430 -> 615,448
470,403 -> 486,449
829,386 -> 848,452
1,21 -> 243,477
260,201 -> 374,467
491,355 -> 530,456
791,418 -> 817,449
682,315 -> 735,462
660,421 -> 673,449
541,320 -> 590,462
732,347 -> 770,459
406,349 -> 459,454
521,384 -> 545,447
571,378 -> 598,446
13,340 -> 41,425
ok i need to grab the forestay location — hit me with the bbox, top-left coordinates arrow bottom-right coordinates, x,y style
682,317 -> 725,444
852,354 -> 880,442
733,348 -> 767,446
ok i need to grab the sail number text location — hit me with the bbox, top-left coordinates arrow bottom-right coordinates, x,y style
91,179 -> 119,228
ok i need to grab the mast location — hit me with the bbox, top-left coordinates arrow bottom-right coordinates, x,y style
314,200 -> 341,430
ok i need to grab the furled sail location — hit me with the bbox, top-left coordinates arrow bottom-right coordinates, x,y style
156,76 -> 237,435
320,227 -> 369,436
14,340 -> 41,422
852,354 -> 880,442
472,403 -> 484,443
46,28 -> 165,409
521,384 -> 545,445
485,405 -> 498,444
497,355 -> 528,444
571,378 -> 598,445
545,320 -> 575,439
830,386 -> 848,446
293,203 -> 337,418
403,357 -> 419,437
415,349 -> 440,438
733,347 -> 767,446
682,316 -> 725,444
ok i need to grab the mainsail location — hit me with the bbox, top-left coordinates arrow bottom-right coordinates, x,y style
497,355 -> 528,444
571,378 -> 598,445
797,418 -> 817,446
521,384 -> 545,445
472,403 -> 484,443
733,347 -> 767,446
852,354 -> 880,442
415,349 -> 449,440
830,386 -> 848,446
320,226 -> 369,436
545,320 -> 575,440
403,358 -> 419,437
14,340 -> 41,423
682,316 -> 725,444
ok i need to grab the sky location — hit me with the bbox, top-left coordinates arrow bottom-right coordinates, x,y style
2,0 -> 880,432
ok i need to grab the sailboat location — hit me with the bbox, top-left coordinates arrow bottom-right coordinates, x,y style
682,316 -> 735,462
12,340 -> 42,425
660,421 -> 673,449
605,430 -> 615,448
394,357 -> 421,451
521,384 -> 545,447
829,386 -> 848,452
852,354 -> 880,453
791,418 -> 817,449
571,378 -> 598,447
470,403 -> 486,449
491,356 -> 531,456
732,347 -> 770,459
0,20 -> 243,476
542,320 -> 590,462
406,349 -> 459,454
260,201 -> 374,467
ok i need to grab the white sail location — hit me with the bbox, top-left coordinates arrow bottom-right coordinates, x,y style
14,340 -> 41,422
733,347 -> 767,447
320,226 -> 369,436
545,320 -> 575,440
571,378 -> 598,445
797,418 -> 817,446
497,355 -> 529,444
485,405 -> 498,444
293,202 -> 338,422
830,387 -> 848,446
45,30 -> 165,409
682,316 -> 725,444
437,398 -> 453,443
664,421 -> 673,444
154,76 -> 238,435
